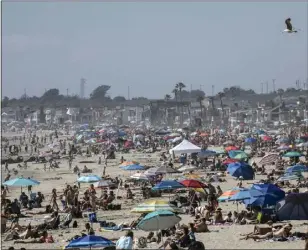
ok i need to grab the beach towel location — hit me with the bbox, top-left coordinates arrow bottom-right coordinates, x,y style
116,236 -> 133,249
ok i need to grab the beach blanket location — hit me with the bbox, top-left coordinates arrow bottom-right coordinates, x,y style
101,226 -> 132,232
258,236 -> 302,242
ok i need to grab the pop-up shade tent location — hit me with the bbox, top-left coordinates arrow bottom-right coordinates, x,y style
169,139 -> 201,156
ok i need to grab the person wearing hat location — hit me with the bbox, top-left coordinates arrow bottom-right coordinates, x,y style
214,208 -> 223,224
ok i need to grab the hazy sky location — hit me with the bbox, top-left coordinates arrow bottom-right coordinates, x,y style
2,2 -> 308,99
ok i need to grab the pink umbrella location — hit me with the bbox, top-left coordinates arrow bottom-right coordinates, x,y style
262,136 -> 272,141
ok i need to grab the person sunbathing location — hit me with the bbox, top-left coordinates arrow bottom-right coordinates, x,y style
242,224 -> 293,241
14,230 -> 54,244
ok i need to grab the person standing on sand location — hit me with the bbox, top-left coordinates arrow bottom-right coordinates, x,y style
50,189 -> 59,211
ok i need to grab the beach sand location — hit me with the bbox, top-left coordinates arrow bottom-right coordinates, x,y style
1,131 -> 307,249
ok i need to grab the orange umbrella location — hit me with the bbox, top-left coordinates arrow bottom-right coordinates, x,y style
225,146 -> 239,151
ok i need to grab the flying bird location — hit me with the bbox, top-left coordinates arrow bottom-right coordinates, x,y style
283,18 -> 298,33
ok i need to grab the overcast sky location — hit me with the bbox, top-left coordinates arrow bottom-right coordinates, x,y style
2,2 -> 308,99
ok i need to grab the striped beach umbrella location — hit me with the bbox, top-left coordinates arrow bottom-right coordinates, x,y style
218,187 -> 247,202
131,200 -> 182,214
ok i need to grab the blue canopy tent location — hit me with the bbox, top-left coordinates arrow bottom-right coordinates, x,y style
244,184 -> 285,208
276,193 -> 308,220
227,162 -> 254,180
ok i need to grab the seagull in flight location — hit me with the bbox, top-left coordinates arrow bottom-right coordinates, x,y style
283,18 -> 298,33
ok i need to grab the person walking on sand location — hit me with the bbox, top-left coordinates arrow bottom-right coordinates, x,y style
50,189 -> 59,211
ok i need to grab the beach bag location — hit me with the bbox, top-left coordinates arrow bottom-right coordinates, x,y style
89,212 -> 98,223
72,220 -> 78,228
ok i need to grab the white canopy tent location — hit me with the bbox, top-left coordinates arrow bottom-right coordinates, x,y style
169,139 -> 201,156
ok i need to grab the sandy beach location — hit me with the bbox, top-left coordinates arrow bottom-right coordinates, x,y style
1,130 -> 307,250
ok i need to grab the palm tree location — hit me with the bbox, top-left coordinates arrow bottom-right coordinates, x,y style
217,92 -> 225,120
164,94 -> 171,102
176,82 -> 186,126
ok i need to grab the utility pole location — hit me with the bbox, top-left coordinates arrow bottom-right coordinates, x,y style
266,81 -> 269,94
212,85 -> 215,96
127,86 -> 130,100
66,88 -> 69,97
80,78 -> 86,99
272,79 -> 276,92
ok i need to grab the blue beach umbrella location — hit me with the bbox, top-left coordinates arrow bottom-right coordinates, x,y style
229,189 -> 264,201
244,184 -> 285,208
3,177 -> 40,187
65,235 -> 115,249
285,165 -> 308,174
245,138 -> 257,144
152,180 -> 185,190
227,162 -> 254,180
77,175 -> 102,183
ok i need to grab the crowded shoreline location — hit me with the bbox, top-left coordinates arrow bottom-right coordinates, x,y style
1,125 -> 308,250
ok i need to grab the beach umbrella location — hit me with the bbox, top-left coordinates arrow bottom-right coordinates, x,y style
65,235 -> 115,249
180,179 -> 207,188
244,184 -> 285,208
276,138 -> 290,144
245,138 -> 257,144
183,173 -> 201,180
278,172 -> 304,182
137,210 -> 181,231
145,166 -> 180,175
255,129 -> 266,135
93,180 -> 113,188
130,173 -> 150,181
223,140 -> 234,146
277,145 -> 291,151
228,150 -> 248,160
222,158 -> 239,165
197,150 -> 217,158
131,200 -> 182,214
285,165 -> 308,174
262,136 -> 272,141
77,175 -> 102,183
218,187 -> 246,202
152,180 -> 184,190
259,154 -> 279,165
229,189 -> 264,201
276,193 -> 308,220
208,147 -> 226,154
121,164 -> 145,171
227,162 -> 254,180
3,177 -> 40,187
225,146 -> 239,151
283,151 -> 302,157
178,165 -> 197,172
